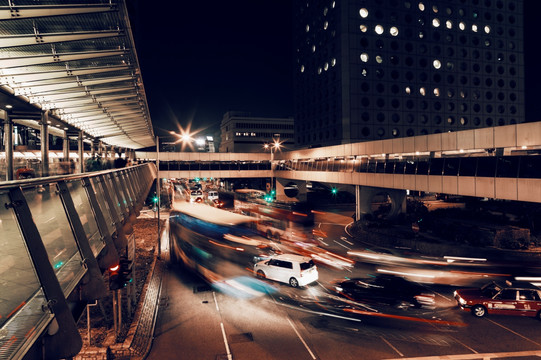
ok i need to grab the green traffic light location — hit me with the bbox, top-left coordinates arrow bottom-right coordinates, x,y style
153,196 -> 158,203
331,187 -> 338,194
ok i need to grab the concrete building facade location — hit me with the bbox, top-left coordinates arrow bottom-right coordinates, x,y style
293,0 -> 524,148
219,111 -> 295,153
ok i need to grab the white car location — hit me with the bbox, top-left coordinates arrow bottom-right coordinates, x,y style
254,254 -> 318,288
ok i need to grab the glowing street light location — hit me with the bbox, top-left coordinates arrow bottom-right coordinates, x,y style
264,137 -> 282,197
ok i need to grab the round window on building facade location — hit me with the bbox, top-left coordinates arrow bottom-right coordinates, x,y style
433,59 -> 442,69
377,113 -> 385,122
407,114 -> 414,123
474,117 -> 481,126
392,128 -> 400,137
447,116 -> 455,124
362,127 -> 370,137
377,128 -> 385,137
360,24 -> 368,32
486,118 -> 493,126
460,117 -> 468,125
375,25 -> 384,34
434,115 -> 442,124
390,27 -> 399,36
359,8 -> 369,18
392,114 -> 400,123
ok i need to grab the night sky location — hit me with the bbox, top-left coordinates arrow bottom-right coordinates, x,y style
130,1 -> 541,143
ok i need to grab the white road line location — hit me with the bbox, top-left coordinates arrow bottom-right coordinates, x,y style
449,335 -> 478,354
340,237 -> 354,245
486,318 -> 541,347
381,336 -> 404,357
213,291 -> 220,312
389,350 -> 541,359
286,317 -> 317,360
213,292 -> 232,360
219,322 -> 232,360
432,290 -> 453,302
333,239 -> 351,250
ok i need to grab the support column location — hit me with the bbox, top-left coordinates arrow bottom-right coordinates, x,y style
63,131 -> 69,162
78,131 -> 84,173
355,185 -> 361,221
40,111 -> 49,177
2,110 -> 13,181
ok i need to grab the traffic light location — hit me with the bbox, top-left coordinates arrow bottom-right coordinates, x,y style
108,264 -> 122,290
119,256 -> 133,287
331,187 -> 338,195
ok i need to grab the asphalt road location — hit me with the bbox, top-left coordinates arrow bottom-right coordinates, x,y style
146,206 -> 541,360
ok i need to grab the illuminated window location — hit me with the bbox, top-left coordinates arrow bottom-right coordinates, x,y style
376,55 -> 383,63
405,86 -> 411,94
360,24 -> 368,32
360,53 -> 369,62
359,8 -> 368,18
332,1 -> 335,8
418,2 -> 425,11
312,45 -> 316,53
432,18 -> 440,27
318,67 -> 322,74
390,27 -> 399,36
446,20 -> 453,29
324,21 -> 329,30
434,88 -> 440,96
420,87 -> 426,96
459,22 -> 465,30
433,59 -> 441,69
484,25 -> 491,34
331,58 -> 336,66
324,62 -> 329,71
323,7 -> 328,16
432,5 -> 438,13
375,25 -> 384,34
305,25 -> 310,32
300,65 -> 305,73
472,24 -> 478,32
361,68 -> 367,76
418,31 -> 425,39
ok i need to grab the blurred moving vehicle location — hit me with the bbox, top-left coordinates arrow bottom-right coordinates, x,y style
332,274 -> 436,310
206,190 -> 219,201
254,254 -> 318,288
211,198 -> 225,208
189,190 -> 203,203
454,280 -> 541,319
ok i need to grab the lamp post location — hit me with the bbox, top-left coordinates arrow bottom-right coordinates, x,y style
264,139 -> 281,198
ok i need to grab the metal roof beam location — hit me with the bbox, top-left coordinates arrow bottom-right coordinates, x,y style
0,30 -> 122,48
0,4 -> 115,20
15,75 -> 134,95
1,65 -> 129,84
29,86 -> 135,102
0,50 -> 125,69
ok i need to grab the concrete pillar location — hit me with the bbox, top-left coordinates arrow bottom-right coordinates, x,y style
40,111 -> 49,177
91,140 -> 96,158
78,131 -> 84,173
62,130 -> 69,162
2,110 -> 13,181
355,185 -> 361,221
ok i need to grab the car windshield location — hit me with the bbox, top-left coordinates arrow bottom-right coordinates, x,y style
300,260 -> 315,270
481,281 -> 503,297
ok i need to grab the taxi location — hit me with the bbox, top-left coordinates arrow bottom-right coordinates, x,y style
454,280 -> 541,319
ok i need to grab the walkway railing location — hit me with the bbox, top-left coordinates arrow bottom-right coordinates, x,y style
0,163 -> 156,360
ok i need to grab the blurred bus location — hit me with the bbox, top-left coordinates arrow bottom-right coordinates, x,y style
234,189 -> 314,241
169,202 -> 279,293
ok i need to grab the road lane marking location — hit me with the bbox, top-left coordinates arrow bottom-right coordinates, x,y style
381,336 -> 404,357
333,240 -> 351,250
486,318 -> 541,347
388,349 -> 541,359
213,292 -> 232,360
340,236 -> 354,245
219,322 -> 232,360
286,317 -> 317,360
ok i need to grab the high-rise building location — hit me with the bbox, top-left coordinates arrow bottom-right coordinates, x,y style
293,0 -> 524,148
219,111 -> 294,153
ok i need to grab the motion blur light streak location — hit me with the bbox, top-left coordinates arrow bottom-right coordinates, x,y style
343,308 -> 467,327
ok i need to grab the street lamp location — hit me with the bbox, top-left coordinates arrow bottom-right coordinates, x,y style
264,138 -> 281,198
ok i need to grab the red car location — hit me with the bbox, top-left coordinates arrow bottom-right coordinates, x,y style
454,280 -> 541,319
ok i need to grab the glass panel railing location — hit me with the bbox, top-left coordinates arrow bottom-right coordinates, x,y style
104,175 -> 124,221
67,179 -> 104,256
23,184 -> 85,297
90,177 -> 115,237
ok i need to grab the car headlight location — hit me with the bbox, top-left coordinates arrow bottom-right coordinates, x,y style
457,297 -> 467,305
335,286 -> 343,292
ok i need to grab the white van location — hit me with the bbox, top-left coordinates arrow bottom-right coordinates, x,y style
207,190 -> 219,201
253,254 -> 318,288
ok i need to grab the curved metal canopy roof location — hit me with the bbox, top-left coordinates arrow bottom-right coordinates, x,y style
0,0 -> 155,149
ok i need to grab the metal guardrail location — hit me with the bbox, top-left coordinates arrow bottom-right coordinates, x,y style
0,163 -> 157,360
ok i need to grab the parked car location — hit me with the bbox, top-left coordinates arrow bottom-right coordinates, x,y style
331,274 -> 436,310
454,280 -> 541,319
254,254 -> 318,288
